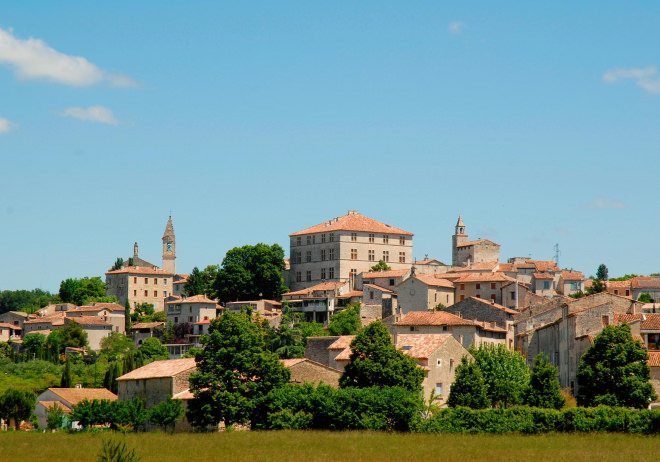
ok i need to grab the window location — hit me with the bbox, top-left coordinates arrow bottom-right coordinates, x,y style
306,250 -> 312,263
306,235 -> 312,245
351,233 -> 357,242
435,383 -> 443,396
511,291 -> 516,300
476,294 -> 481,298
491,294 -> 496,302
368,250 -> 375,261
296,272 -> 302,282
382,251 -> 389,262
491,283 -> 496,289
174,317 -> 178,323
389,279 -> 395,286
350,269 -> 357,279
312,235 -> 316,244
543,281 -> 550,290
189,316 -> 193,323
329,267 -> 335,279
476,283 -> 481,290
134,290 -> 137,296
437,359 -> 443,367
321,249 -> 326,261
399,252 -> 405,263
164,291 -> 168,297
370,291 -> 374,300
399,236 -> 405,246
134,277 -> 137,283
410,326 -> 420,332
626,290 -> 630,296
450,359 -> 455,371
460,284 -> 465,290
321,233 -> 326,243
329,233 -> 334,242
306,271 -> 312,282
383,234 -> 389,244
329,249 -> 335,260
154,291 -> 157,297
369,233 -> 375,243
602,315 -> 610,326
154,278 -> 157,284
144,290 -> 148,296
351,249 -> 357,260
296,236 -> 301,246
296,252 -> 302,264
460,295 -> 465,301
145,278 -> 148,284
163,279 -> 168,285
321,268 -> 326,280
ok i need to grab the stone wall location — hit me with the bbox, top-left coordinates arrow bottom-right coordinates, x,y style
305,336 -> 341,367
289,361 -> 340,388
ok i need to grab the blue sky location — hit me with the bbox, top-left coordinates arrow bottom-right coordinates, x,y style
2,2 -> 659,292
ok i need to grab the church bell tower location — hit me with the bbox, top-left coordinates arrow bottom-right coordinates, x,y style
452,215 -> 468,267
162,216 -> 176,274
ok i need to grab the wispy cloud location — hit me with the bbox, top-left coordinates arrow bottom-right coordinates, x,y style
448,21 -> 466,35
0,116 -> 16,134
582,197 -> 627,210
603,66 -> 660,94
59,106 -> 120,125
0,27 -> 137,87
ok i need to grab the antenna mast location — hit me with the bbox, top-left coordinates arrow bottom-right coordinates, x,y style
553,243 -> 561,267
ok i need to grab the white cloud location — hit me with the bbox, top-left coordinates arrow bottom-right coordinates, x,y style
0,116 -> 16,134
582,197 -> 627,210
59,106 -> 120,125
603,66 -> 660,94
449,21 -> 466,35
0,27 -> 137,87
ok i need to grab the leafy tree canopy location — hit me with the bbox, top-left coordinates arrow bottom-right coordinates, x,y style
23,333 -> 46,357
184,265 -> 219,298
60,320 -> 88,349
596,264 -> 609,281
138,337 -> 169,362
100,332 -> 135,361
327,303 -> 361,336
577,323 -> 656,409
470,343 -> 530,408
148,396 -> 184,432
447,356 -> 489,409
0,388 -> 37,430
186,312 -> 290,428
524,353 -> 565,410
110,257 -> 124,271
638,293 -> 653,303
212,244 -> 287,303
0,289 -> 59,315
59,277 -> 107,306
610,274 -> 642,281
339,321 -> 425,393
370,259 -> 391,272
586,279 -> 606,295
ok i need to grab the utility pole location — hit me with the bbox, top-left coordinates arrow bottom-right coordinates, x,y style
553,243 -> 561,267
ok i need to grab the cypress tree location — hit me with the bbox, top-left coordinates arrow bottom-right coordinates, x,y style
124,299 -> 131,334
60,359 -> 73,388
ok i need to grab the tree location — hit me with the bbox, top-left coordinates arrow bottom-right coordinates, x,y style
0,288 -> 59,315
596,264 -> 609,281
470,343 -> 530,408
138,337 -> 169,362
111,258 -> 124,271
0,341 -> 12,359
184,265 -> 219,298
327,303 -> 361,336
446,356 -> 489,409
58,277 -> 106,306
524,353 -> 565,409
212,244 -> 287,303
186,312 -> 291,429
45,330 -> 64,359
586,279 -> 606,295
638,293 -> 653,303
577,323 -> 656,409
23,333 -> 46,358
148,396 -> 184,432
124,299 -> 131,334
370,259 -> 391,272
60,320 -> 88,348
60,359 -> 73,388
46,403 -> 66,430
0,388 -> 37,430
339,321 -> 425,393
100,332 -> 135,361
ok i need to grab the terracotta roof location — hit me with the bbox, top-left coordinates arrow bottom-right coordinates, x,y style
532,272 -> 555,280
280,358 -> 307,367
334,347 -> 354,361
290,211 -> 413,237
414,274 -> 455,288
395,333 -> 452,359
167,294 -> 217,304
362,269 -> 409,279
649,352 -> 660,367
38,401 -> 71,413
498,263 -> 515,272
24,313 -> 66,325
394,311 -> 474,327
614,314 -> 641,326
24,330 -> 51,337
642,314 -> 660,330
282,281 -> 348,297
561,272 -> 585,281
117,358 -> 197,381
328,335 -> 355,351
364,284 -> 394,294
173,280 -> 187,285
0,323 -> 21,329
413,258 -> 445,266
456,239 -> 499,248
473,321 -> 507,333
337,290 -> 364,299
66,316 -> 111,326
528,260 -> 560,272
47,388 -> 117,405
194,320 -> 211,325
74,303 -> 125,312
130,322 -> 165,329
631,277 -> 660,290
607,280 -> 632,288
454,272 -> 516,283
105,266 -> 174,276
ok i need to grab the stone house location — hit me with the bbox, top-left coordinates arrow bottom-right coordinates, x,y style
280,358 -> 341,388
361,284 -> 396,320
282,281 -> 350,324
105,266 -> 175,312
442,297 -> 519,349
453,272 -> 517,305
412,258 -> 450,275
23,312 -> 65,335
225,299 -> 282,315
288,210 -> 414,291
531,272 -> 555,297
65,316 -> 113,351
0,323 -> 21,342
557,271 -> 586,296
35,387 -> 117,429
66,302 -> 126,334
0,311 -> 28,330
452,216 -> 500,267
359,268 -> 411,291
606,280 -> 632,298
165,295 -> 219,326
396,274 -> 455,314
130,321 -> 165,347
630,277 -> 660,301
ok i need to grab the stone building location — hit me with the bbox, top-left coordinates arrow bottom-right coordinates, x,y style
0,323 -> 21,342
281,281 -> 357,324
0,311 -> 28,330
395,274 -> 455,314
556,271 -> 586,296
280,358 -> 341,388
288,210 -> 414,291
453,272 -> 517,305
359,268 -> 410,291
35,387 -> 117,429
452,216 -> 500,268
442,297 -> 519,349
165,295 -> 219,326
65,302 -> 126,334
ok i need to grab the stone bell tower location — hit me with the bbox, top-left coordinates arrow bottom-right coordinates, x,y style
162,215 -> 176,274
452,215 -> 468,267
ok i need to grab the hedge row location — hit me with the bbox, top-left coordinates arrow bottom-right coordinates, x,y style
418,406 -> 660,434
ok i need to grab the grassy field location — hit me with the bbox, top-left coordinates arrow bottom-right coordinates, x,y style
1,431 -> 659,461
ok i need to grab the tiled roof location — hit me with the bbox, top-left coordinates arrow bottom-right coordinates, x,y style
166,294 -> 217,304
290,211 -> 413,237
498,263 -> 515,272
280,358 -> 307,367
642,314 -> 660,330
414,274 -> 455,288
631,277 -> 660,289
282,281 -> 348,297
607,280 -> 632,288
25,312 -> 66,325
394,311 -> 474,327
362,269 -> 409,279
614,314 -> 641,326
74,303 -> 125,312
172,389 -> 195,400
38,401 -> 71,413
364,284 -> 394,294
328,335 -> 355,351
131,322 -> 165,329
0,323 -> 21,329
529,260 -> 560,272
67,316 -> 111,326
395,334 -> 452,359
532,272 -> 555,280
454,272 -> 516,283
413,258 -> 445,266
337,290 -> 364,299
561,272 -> 585,281
474,321 -> 507,333
649,352 -> 660,367
47,388 -> 117,405
456,239 -> 500,248
117,358 -> 197,381
106,266 -> 174,276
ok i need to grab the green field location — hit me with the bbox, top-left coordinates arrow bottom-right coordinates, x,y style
1,431 -> 659,461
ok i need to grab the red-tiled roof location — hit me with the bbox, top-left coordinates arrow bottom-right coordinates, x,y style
24,312 -> 66,325
131,322 -> 165,329
105,266 -> 174,276
607,280 -> 632,288
362,269 -> 409,279
38,401 -> 71,413
47,388 -> 117,405
0,323 -> 21,329
456,239 -> 499,248
67,316 -> 111,326
282,281 -> 348,297
454,272 -> 516,283
166,294 -> 216,304
561,272 -> 585,281
363,284 -> 394,294
413,258 -> 445,266
642,314 -> 660,330
529,260 -> 560,272
649,351 -> 660,367
395,334 -> 452,359
117,358 -> 196,381
532,272 -> 554,280
290,211 -> 413,237
328,335 -> 355,351
631,277 -> 660,289
71,303 -> 125,313
337,290 -> 363,299
414,274 -> 455,288
394,311 -> 474,327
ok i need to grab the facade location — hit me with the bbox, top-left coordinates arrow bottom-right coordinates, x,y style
452,216 -> 500,267
395,274 -> 455,314
225,299 -> 282,315
23,312 -> 65,335
557,271 -> 586,296
35,387 -> 117,429
282,281 -> 352,324
288,210 -> 413,291
0,311 -> 28,330
105,266 -> 174,311
130,321 -> 165,347
0,323 -> 21,342
64,316 -> 113,350
442,297 -> 518,349
359,268 -> 410,291
65,302 -> 126,334
453,272 -> 517,306
531,272 -> 555,297
165,295 -> 219,326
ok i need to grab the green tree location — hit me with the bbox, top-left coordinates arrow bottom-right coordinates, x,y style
60,359 -> 73,388
184,265 -> 219,298
45,330 -> 63,359
0,388 -> 37,430
0,342 -> 12,359
446,356 -> 489,409
100,332 -> 135,361
524,353 -> 565,409
0,288 -> 59,315
577,323 -> 656,409
46,402 -> 65,430
586,279 -> 606,295
370,259 -> 391,272
339,321 -> 425,393
327,303 -> 361,336
213,244 -> 287,303
596,264 -> 609,281
58,277 -> 107,306
138,337 -> 169,362
124,300 -> 131,334
186,312 -> 291,429
60,320 -> 88,348
610,273 -> 641,281
111,258 -> 124,271
470,343 -> 530,408
22,333 -> 46,358
148,396 -> 184,432
638,293 -> 653,303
